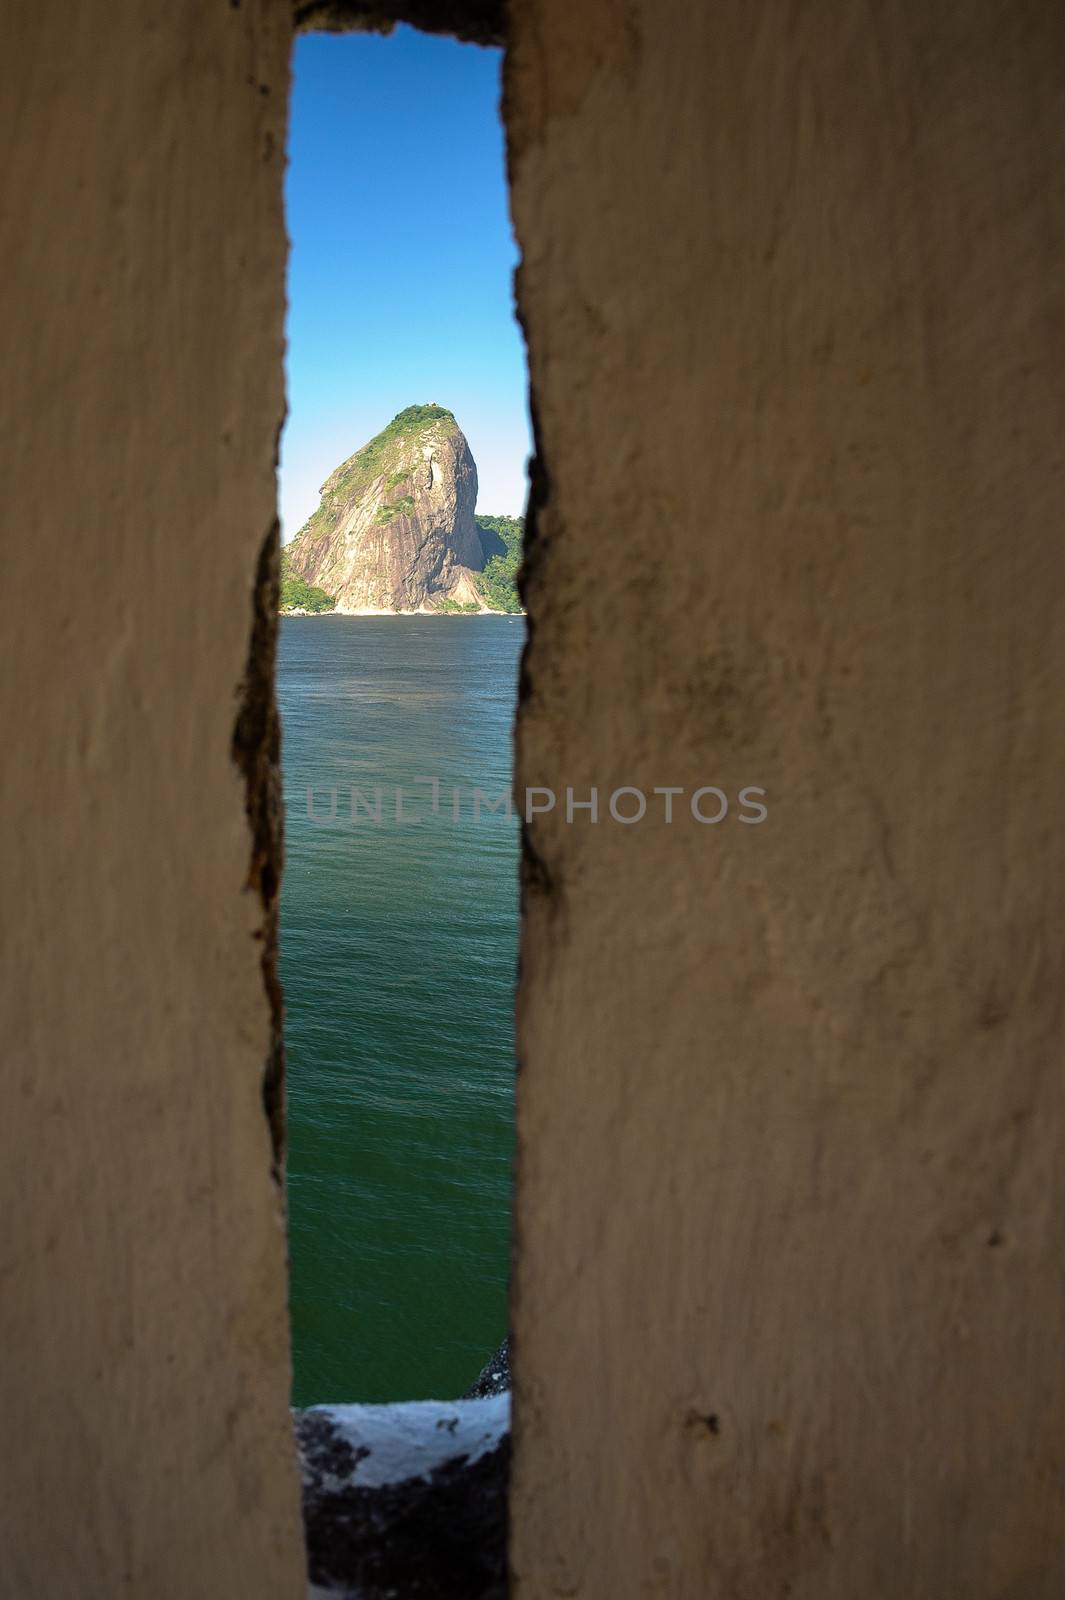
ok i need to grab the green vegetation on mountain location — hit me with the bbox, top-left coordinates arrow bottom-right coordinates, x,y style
474,514 -> 523,613
375,495 -> 416,525
327,405 -> 458,505
279,548 -> 336,613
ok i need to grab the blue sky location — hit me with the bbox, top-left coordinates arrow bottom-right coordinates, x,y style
279,29 -> 530,538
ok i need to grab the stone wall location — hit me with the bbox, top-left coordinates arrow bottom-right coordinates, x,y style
507,1 -> 1065,1594
0,2 -> 303,1594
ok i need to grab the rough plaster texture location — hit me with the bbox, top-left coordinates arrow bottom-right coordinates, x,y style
507,1 -> 1065,1594
0,2 -> 304,1594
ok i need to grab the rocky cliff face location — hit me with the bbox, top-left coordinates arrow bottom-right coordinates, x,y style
284,405 -> 489,612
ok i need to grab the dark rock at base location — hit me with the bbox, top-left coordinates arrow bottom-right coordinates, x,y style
295,1397 -> 509,1599
465,1340 -> 511,1398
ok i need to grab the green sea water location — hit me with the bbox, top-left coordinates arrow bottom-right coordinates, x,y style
277,614 -> 522,1406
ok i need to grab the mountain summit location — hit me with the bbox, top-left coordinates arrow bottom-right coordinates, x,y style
284,405 -> 494,613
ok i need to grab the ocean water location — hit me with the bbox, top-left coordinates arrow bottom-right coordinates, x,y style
277,615 -> 523,1406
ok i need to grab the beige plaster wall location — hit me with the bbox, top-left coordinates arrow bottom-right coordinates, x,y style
0,2 -> 304,1594
507,1 -> 1065,1594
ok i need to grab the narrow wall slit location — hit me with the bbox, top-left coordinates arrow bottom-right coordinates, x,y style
276,17 -> 527,1593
